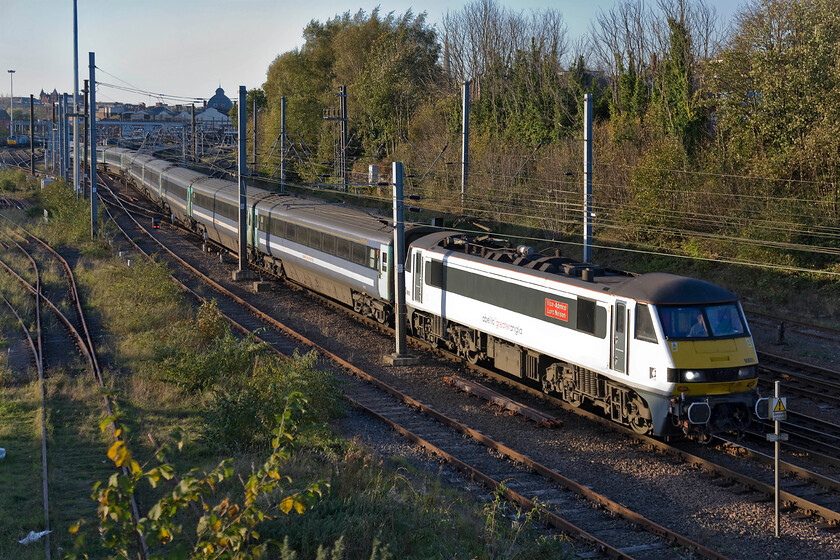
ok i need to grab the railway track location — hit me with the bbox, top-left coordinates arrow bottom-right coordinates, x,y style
748,309 -> 840,345
0,213 -> 148,559
0,224 -> 49,559
0,147 -> 40,170
99,173 -> 740,559
758,351 -> 840,407
740,411 -> 840,468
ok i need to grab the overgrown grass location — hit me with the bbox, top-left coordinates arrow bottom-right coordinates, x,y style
0,380 -> 46,560
265,448 -> 568,559
0,168 -> 39,194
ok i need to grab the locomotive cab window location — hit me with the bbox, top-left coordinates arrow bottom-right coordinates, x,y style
634,303 -> 658,343
658,304 -> 745,340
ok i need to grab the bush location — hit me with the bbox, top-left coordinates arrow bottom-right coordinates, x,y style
0,168 -> 40,193
37,180 -> 92,245
156,301 -> 341,451
202,351 -> 341,453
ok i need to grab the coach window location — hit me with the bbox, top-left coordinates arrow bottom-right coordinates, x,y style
271,218 -> 284,238
369,248 -> 378,269
351,243 -> 367,266
336,238 -> 350,259
577,298 -> 596,335
634,303 -> 658,343
309,230 -> 322,251
297,227 -> 309,246
322,233 -> 335,255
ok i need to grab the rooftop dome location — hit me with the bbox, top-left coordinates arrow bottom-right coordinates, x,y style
207,87 -> 233,114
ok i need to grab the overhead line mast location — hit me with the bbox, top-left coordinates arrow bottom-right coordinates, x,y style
73,0 -> 81,196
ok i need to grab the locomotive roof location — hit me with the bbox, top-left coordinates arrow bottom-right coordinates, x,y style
414,232 -> 738,305
612,272 -> 737,305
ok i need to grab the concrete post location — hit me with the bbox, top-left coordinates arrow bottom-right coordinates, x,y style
461,80 -> 470,207
583,93 -> 593,263
89,53 -> 97,239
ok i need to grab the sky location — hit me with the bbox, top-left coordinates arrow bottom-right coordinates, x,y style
2,0 -> 745,106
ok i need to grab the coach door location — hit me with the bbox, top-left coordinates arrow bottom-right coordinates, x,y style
612,301 -> 627,373
412,250 -> 423,304
378,244 -> 391,301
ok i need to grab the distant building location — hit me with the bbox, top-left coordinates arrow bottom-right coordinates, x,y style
39,89 -> 59,105
207,87 -> 233,114
195,107 -> 231,126
0,109 -> 9,134
131,109 -> 152,121
97,104 -> 125,120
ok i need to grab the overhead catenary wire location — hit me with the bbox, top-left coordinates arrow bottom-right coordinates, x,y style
87,84 -> 839,277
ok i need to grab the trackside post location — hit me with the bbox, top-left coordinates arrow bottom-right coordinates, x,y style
384,161 -> 418,366
89,52 -> 97,239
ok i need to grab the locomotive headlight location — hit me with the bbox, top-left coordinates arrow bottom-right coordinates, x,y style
737,366 -> 757,379
683,370 -> 703,382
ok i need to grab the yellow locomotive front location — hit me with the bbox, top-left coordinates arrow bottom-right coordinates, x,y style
656,302 -> 759,436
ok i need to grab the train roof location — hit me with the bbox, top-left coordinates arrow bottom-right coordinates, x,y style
144,158 -> 182,174
163,165 -> 206,183
191,176 -> 280,205
414,232 -> 738,305
100,147 -> 133,156
612,272 -> 737,305
255,195 -> 393,243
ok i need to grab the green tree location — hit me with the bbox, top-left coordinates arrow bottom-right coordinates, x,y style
262,9 -> 439,179
610,52 -> 649,142
355,12 -> 440,158
651,13 -> 702,152
706,0 -> 840,180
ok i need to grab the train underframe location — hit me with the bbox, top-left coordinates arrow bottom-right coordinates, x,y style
409,309 -> 655,435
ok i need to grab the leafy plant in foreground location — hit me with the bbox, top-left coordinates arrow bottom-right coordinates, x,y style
68,393 -> 327,559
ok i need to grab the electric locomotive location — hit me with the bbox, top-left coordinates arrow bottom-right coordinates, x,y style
94,146 -> 759,437
405,232 -> 758,437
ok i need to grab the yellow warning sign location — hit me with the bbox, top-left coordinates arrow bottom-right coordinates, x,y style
771,397 -> 787,421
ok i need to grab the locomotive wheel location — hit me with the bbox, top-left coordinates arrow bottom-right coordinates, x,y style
626,394 -> 652,435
